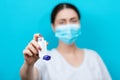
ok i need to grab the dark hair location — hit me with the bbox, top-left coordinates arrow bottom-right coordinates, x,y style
51,3 -> 81,24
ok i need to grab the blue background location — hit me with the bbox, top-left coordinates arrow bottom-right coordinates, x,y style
0,0 -> 120,80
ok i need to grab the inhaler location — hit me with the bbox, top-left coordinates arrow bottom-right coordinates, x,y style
38,37 -> 51,61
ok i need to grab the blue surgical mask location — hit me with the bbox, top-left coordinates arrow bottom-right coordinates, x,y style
55,24 -> 81,44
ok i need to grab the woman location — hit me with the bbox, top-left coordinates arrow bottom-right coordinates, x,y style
20,3 -> 112,80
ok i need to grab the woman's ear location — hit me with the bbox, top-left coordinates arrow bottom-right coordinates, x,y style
51,24 -> 55,32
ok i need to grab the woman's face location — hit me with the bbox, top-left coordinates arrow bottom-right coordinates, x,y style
52,8 -> 80,29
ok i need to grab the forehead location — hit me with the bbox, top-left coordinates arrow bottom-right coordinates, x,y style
55,8 -> 78,20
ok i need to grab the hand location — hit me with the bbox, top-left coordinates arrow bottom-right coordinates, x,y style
23,34 -> 41,65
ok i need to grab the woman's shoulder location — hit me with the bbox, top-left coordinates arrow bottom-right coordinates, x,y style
83,48 -> 102,62
84,48 -> 100,57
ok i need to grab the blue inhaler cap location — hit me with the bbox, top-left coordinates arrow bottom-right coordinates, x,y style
43,55 -> 51,61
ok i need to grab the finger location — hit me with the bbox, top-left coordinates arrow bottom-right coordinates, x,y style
33,33 -> 42,41
28,44 -> 38,55
30,40 -> 41,50
46,42 -> 49,46
23,49 -> 33,57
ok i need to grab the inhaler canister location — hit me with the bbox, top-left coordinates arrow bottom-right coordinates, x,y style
38,37 -> 51,61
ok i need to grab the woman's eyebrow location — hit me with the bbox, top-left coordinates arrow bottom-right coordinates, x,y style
70,17 -> 78,20
57,19 -> 66,21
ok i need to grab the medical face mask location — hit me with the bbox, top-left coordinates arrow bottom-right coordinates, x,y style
55,24 -> 81,45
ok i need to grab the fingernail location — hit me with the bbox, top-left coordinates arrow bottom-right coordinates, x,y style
38,47 -> 41,50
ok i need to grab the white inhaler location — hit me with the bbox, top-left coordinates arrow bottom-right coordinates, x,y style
38,37 -> 51,61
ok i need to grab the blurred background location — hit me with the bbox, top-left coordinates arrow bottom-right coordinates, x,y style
0,0 -> 120,80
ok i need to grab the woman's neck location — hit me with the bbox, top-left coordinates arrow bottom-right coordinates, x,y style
57,41 -> 78,54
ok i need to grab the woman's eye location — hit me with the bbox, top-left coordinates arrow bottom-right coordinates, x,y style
59,22 -> 65,24
71,19 -> 78,23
